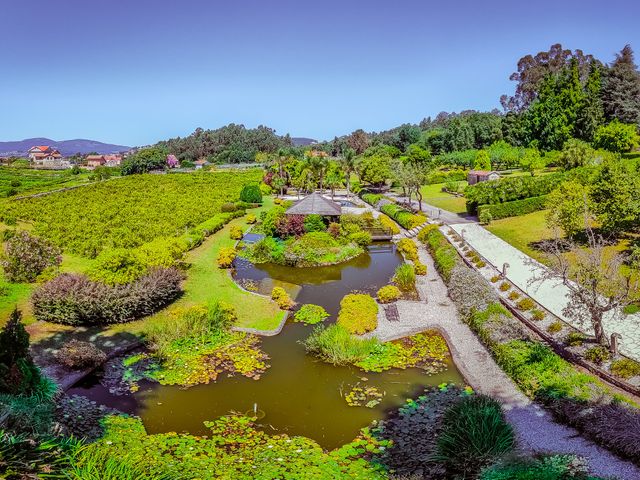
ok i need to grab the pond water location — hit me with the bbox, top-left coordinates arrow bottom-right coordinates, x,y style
69,243 -> 463,449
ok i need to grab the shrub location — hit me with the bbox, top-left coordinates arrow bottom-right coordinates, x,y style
380,203 -> 424,230
0,309 -> 45,395
1,231 -> 62,283
271,287 -> 294,310
377,285 -> 401,303
259,182 -> 272,195
276,214 -> 305,238
546,321 -> 563,334
508,291 -> 520,301
397,238 -> 419,262
516,297 -> 535,311
379,214 -> 400,235
55,340 -> 107,370
284,232 -> 362,267
348,231 -> 372,247
610,358 -> 640,379
229,225 -> 243,240
584,346 -> 610,365
448,266 -> 498,319
479,454 -> 591,480
476,260 -> 486,268
414,261 -> 427,275
303,324 -> 377,365
261,206 -> 286,236
221,202 -> 237,213
499,281 -> 510,292
490,275 -> 500,283
327,222 -> 341,238
239,183 -> 262,203
293,304 -> 329,325
434,395 -> 515,477
89,248 -> 148,285
531,309 -> 546,321
216,246 -> 236,268
393,264 -> 416,292
477,196 -> 549,222
31,268 -> 184,325
565,332 -> 587,347
246,213 -> 257,224
360,193 -> 382,206
303,214 -> 325,233
337,294 -> 378,335
419,227 -> 460,282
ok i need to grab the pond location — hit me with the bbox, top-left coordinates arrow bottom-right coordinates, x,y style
69,243 -> 463,449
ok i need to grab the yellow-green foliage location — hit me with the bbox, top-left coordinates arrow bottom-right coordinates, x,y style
499,281 -> 511,292
393,264 -> 416,291
414,261 -> 427,276
508,291 -> 520,301
417,224 -> 439,243
246,213 -> 257,224
377,285 -> 401,303
229,225 -> 243,240
516,297 -> 535,311
379,214 -> 400,235
216,246 -> 236,268
397,238 -> 419,262
610,358 -> 640,379
547,321 -> 563,333
337,293 -> 378,335
271,287 -> 294,310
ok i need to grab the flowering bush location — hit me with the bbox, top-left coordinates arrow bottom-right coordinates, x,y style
271,287 -> 294,310
1,230 -> 62,282
377,285 -> 401,303
337,293 -> 378,335
229,225 -> 243,240
31,268 -> 184,325
217,247 -> 236,268
397,238 -> 419,262
246,213 -> 257,224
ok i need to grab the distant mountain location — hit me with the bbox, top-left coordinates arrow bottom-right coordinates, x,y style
291,137 -> 317,147
0,138 -> 131,157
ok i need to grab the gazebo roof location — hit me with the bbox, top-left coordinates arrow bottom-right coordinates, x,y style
285,193 -> 342,216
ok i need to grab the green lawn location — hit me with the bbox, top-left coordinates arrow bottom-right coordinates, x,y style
485,209 -> 553,263
420,182 -> 468,214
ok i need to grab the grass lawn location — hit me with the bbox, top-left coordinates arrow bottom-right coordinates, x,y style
420,182 -> 468,215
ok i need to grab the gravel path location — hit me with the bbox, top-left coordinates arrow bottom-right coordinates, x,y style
448,223 -> 640,363
368,244 -> 640,480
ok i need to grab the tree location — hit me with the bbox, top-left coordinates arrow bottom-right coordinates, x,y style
473,150 -> 491,170
519,148 -> 545,176
0,309 -> 43,395
339,148 -> 356,198
346,129 -> 369,154
487,140 -> 522,169
590,160 -> 640,233
557,138 -> 595,170
1,231 -> 62,283
324,163 -> 343,199
529,222 -> 637,346
593,119 -> 640,153
601,45 -> 640,125
546,181 -> 592,237
575,63 -> 605,142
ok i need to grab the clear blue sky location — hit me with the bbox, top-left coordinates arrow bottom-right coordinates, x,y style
2,0 -> 639,146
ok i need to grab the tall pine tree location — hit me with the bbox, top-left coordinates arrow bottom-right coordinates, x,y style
601,45 -> 640,125
0,309 -> 43,395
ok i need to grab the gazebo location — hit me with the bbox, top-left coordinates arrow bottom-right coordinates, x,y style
285,192 -> 342,220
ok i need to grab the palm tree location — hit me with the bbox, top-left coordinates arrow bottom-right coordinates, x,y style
339,148 -> 356,199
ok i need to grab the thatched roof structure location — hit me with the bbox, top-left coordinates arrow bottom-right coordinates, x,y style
285,193 -> 342,216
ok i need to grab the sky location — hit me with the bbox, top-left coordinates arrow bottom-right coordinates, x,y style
1,0 -> 639,147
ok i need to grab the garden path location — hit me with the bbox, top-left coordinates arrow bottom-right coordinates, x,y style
369,245 -> 640,480
385,192 -> 477,224
447,223 -> 640,362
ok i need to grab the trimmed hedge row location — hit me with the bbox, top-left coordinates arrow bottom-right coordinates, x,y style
417,225 -> 458,282
180,210 -> 245,249
380,203 -> 424,230
420,227 -> 640,464
32,267 -> 184,325
360,193 -> 383,207
477,195 -> 548,223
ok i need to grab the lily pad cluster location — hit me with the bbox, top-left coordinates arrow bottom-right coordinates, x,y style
344,384 -> 385,408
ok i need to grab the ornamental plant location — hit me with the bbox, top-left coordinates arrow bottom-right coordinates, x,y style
229,225 -> 243,240
239,183 -> 263,203
414,261 -> 427,275
303,214 -> 325,233
1,230 -> 62,283
377,285 -> 401,303
397,238 -> 419,262
89,248 -> 148,285
246,213 -> 257,224
610,358 -> 640,379
271,287 -> 294,310
55,340 -> 107,370
217,247 -> 236,268
393,264 -> 416,292
293,304 -> 329,325
337,293 -> 378,335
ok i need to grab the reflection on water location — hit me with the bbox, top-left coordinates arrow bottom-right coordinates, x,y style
69,243 -> 462,449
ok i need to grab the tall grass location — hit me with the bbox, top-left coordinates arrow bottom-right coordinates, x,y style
302,324 -> 378,365
65,445 -> 172,480
433,395 -> 515,477
393,263 -> 416,291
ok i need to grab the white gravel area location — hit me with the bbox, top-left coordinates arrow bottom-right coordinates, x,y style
368,244 -> 640,479
447,223 -> 640,362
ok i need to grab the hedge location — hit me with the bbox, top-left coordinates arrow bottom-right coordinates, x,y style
417,226 -> 458,282
422,228 -> 640,464
380,204 -> 424,230
477,196 -> 548,223
360,192 -> 383,207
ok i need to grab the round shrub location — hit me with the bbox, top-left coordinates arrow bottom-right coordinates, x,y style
221,202 -> 237,213
508,291 -> 520,301
229,225 -> 243,240
565,332 -> 587,347
294,304 -> 329,325
499,282 -> 510,292
397,239 -> 419,262
217,247 -> 236,268
531,309 -> 546,321
546,321 -> 563,334
55,340 -> 107,370
271,287 -> 294,310
393,264 -> 416,292
239,183 -> 263,204
1,231 -> 62,283
348,231 -> 372,247
303,214 -> 325,233
337,293 -> 378,335
610,358 -> 640,379
516,298 -> 535,311
414,261 -> 427,276
490,275 -> 500,283
246,213 -> 257,224
259,182 -> 272,195
89,248 -> 148,285
584,346 -> 610,365
377,285 -> 401,303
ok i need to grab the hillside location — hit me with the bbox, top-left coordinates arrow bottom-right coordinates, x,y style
0,137 -> 130,156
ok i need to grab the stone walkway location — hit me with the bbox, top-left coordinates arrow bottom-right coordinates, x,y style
368,245 -> 640,480
447,223 -> 640,362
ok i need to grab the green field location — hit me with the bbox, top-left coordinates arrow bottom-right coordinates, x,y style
419,182 -> 468,214
0,166 -> 94,197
